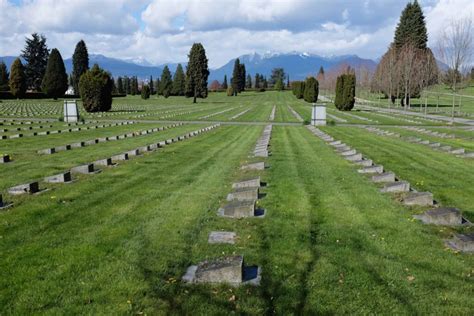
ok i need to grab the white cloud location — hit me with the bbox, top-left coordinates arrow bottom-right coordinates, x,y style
0,0 -> 472,68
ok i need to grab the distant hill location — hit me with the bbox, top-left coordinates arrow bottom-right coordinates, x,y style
1,52 -> 377,82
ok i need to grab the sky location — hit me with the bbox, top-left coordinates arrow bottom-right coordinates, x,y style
0,0 -> 472,68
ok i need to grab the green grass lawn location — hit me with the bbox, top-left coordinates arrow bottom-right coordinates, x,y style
1,91 -> 472,314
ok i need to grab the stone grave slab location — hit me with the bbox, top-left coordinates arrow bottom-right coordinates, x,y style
241,162 -> 265,171
446,233 -> 474,253
358,165 -> 383,174
218,200 -> 257,218
0,194 -> 13,209
71,142 -> 85,148
372,172 -> 395,183
340,149 -> 356,156
232,178 -> 261,189
55,145 -> 71,152
403,192 -> 433,206
227,187 -> 259,201
345,153 -> 362,161
85,140 -> 98,146
127,149 -> 140,157
38,148 -> 55,155
112,153 -> 128,161
429,142 -> 441,148
44,172 -> 72,183
8,182 -> 40,195
71,164 -> 100,174
413,207 -> 464,226
354,159 -> 373,167
329,140 -> 341,146
208,231 -> 237,244
381,181 -> 410,193
158,141 -> 166,147
183,255 -> 243,285
94,158 -> 115,166
440,145 -> 452,151
450,148 -> 465,154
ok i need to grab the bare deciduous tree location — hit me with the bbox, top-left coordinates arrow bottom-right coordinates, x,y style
436,17 -> 473,92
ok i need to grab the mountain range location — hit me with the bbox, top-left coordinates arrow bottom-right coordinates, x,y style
0,52 -> 377,83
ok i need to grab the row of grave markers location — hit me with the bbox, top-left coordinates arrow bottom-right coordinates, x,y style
306,125 -> 473,253
0,124 -> 221,210
362,126 -> 473,158
36,123 -> 184,156
0,121 -> 135,140
269,106 -> 276,121
287,105 -> 304,122
182,125 -> 273,286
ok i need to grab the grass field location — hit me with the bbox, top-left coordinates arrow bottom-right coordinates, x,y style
1,91 -> 473,314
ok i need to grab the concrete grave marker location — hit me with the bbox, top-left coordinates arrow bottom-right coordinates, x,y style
71,164 -> 100,174
403,192 -> 433,206
358,165 -> 383,174
208,231 -> 237,244
1,154 -> 10,163
8,182 -> 40,195
372,172 -> 395,183
218,200 -> 258,218
232,177 -> 261,189
227,187 -> 259,201
241,162 -> 265,171
413,207 -> 466,226
380,181 -> 410,193
44,172 -> 72,183
94,158 -> 115,166
446,233 -> 474,253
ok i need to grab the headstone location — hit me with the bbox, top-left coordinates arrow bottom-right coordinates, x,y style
345,153 -> 362,161
380,181 -> 410,193
450,148 -> 465,154
372,172 -> 395,183
218,200 -> 256,218
71,164 -> 99,174
44,172 -> 72,183
354,159 -> 373,167
403,192 -> 433,206
112,153 -> 129,161
94,158 -> 115,166
340,149 -> 357,156
64,100 -> 79,122
208,231 -> 237,244
232,178 -> 261,189
38,148 -> 55,155
227,187 -> 259,201
358,165 -> 383,174
413,207 -> 463,226
241,162 -> 265,171
71,142 -> 85,148
183,255 -> 243,285
8,182 -> 40,195
446,233 -> 474,253
127,149 -> 140,157
55,145 -> 71,152
311,105 -> 326,126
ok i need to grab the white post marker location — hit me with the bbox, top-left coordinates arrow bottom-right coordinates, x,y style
64,100 -> 79,122
311,103 -> 326,126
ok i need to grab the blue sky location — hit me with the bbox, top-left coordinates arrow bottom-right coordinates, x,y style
0,0 -> 472,68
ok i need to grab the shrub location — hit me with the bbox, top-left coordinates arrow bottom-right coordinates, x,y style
79,64 -> 113,112
303,77 -> 319,103
9,58 -> 27,98
141,84 -> 150,99
334,74 -> 356,111
226,86 -> 234,96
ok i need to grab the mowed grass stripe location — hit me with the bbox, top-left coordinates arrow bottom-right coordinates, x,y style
0,125 -> 263,314
258,126 -> 473,314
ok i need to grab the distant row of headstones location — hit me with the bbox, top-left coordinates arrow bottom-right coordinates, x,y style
183,124 -> 273,286
0,124 -> 220,210
269,105 -> 276,121
199,106 -> 240,119
307,125 -> 473,253
363,126 -> 474,158
36,123 -> 184,156
0,121 -> 135,140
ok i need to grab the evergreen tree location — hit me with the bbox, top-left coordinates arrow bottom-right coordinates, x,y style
21,33 -> 49,91
185,43 -> 209,103
303,77 -> 319,103
239,63 -> 246,92
160,66 -> 173,98
394,0 -> 427,49
246,74 -> 252,89
292,81 -> 305,99
9,58 -> 27,98
254,73 -> 260,89
79,64 -> 113,112
334,74 -> 355,111
155,78 -> 160,96
231,58 -> 242,95
0,61 -> 9,91
41,48 -> 68,99
270,68 -> 285,86
117,77 -> 124,94
141,84 -> 150,99
222,75 -> 228,89
287,75 -> 290,88
263,77 -> 268,89
172,64 -> 185,96
72,40 -> 89,94
149,75 -> 154,95
124,76 -> 130,95
111,77 -> 117,94
274,78 -> 284,91
130,77 -> 137,95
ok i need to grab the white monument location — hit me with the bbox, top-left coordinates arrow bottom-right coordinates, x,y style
64,100 -> 79,122
311,104 -> 326,126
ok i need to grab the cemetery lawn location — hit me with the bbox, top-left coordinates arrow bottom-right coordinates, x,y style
1,123 -> 473,314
